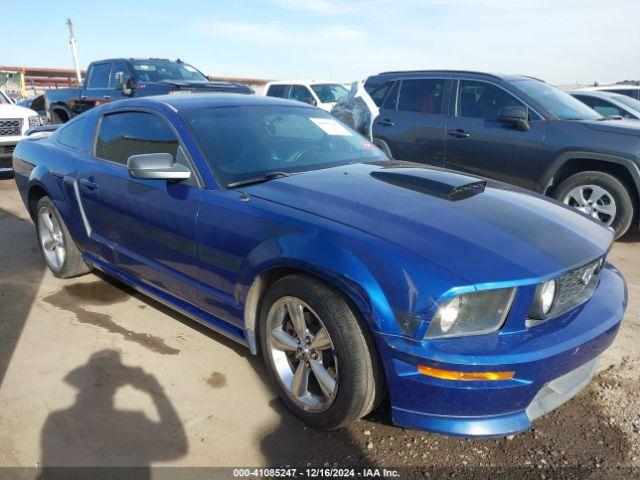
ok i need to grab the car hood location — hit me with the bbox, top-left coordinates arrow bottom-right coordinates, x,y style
581,118 -> 640,137
158,79 -> 253,94
245,162 -> 613,286
0,103 -> 37,119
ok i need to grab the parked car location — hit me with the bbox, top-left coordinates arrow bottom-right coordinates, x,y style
334,70 -> 640,238
45,58 -> 253,124
12,94 -> 626,436
264,80 -> 348,111
578,84 -> 640,100
0,89 -> 42,172
571,90 -> 640,120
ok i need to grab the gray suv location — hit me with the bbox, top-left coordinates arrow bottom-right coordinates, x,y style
347,71 -> 640,238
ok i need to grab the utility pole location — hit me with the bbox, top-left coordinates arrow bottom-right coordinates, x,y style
66,18 -> 82,84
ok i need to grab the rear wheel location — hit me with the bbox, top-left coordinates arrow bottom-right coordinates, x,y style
259,274 -> 381,430
36,196 -> 91,278
553,171 -> 634,239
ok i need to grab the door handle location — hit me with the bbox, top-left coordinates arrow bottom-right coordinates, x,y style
102,95 -> 111,100
376,118 -> 395,127
79,177 -> 99,191
80,95 -> 88,100
448,129 -> 470,139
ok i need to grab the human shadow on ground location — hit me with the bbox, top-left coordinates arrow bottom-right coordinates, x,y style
38,349 -> 187,480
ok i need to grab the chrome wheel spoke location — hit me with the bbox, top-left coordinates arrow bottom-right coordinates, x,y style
41,212 -> 55,233
291,361 -> 310,399
55,246 -> 65,267
309,359 -> 336,399
286,300 -> 307,338
43,236 -> 55,251
310,327 -> 332,351
271,327 -> 299,351
563,184 -> 617,225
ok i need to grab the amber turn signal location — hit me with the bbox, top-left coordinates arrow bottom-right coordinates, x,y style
418,365 -> 515,381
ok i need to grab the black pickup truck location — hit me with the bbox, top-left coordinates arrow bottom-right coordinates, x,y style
45,58 -> 253,124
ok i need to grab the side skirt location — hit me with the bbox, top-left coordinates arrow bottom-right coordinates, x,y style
83,252 -> 249,349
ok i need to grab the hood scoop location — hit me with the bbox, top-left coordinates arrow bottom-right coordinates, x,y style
370,168 -> 486,201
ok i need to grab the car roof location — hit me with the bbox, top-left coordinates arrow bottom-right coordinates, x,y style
580,85 -> 640,91
571,90 -> 628,99
372,70 -> 541,82
266,80 -> 344,85
92,58 -> 185,63
108,93 -> 310,110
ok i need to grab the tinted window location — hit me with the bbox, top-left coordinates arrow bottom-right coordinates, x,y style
369,81 -> 393,107
575,96 -> 625,118
183,106 -> 385,186
398,79 -> 445,114
110,62 -> 128,88
95,111 -> 179,164
87,63 -> 111,89
612,95 -> 640,116
266,84 -> 288,98
382,81 -> 399,110
289,85 -> 315,105
458,80 -> 526,120
513,79 -> 600,120
55,117 -> 91,151
130,60 -> 207,82
310,84 -> 348,103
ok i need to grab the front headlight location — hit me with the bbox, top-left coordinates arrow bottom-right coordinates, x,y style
528,279 -> 557,320
424,288 -> 516,339
28,116 -> 42,128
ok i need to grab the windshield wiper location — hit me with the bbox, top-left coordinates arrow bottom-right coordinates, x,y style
226,172 -> 292,188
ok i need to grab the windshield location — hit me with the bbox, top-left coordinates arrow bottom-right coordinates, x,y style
613,94 -> 640,114
183,105 -> 386,186
131,60 -> 208,82
513,79 -> 602,120
310,84 -> 349,103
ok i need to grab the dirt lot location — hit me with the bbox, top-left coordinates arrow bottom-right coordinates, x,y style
0,174 -> 639,479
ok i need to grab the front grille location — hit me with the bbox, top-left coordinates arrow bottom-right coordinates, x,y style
0,119 -> 22,136
527,259 -> 602,327
553,260 -> 601,315
2,145 -> 15,155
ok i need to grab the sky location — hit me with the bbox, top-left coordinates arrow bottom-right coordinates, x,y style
2,0 -> 639,85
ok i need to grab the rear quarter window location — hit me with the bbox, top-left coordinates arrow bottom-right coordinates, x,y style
54,117 -> 92,151
266,85 -> 288,98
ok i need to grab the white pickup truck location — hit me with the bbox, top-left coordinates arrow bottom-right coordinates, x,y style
0,89 -> 41,172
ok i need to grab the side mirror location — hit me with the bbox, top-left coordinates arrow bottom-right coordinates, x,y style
122,76 -> 136,97
497,106 -> 530,131
127,153 -> 191,181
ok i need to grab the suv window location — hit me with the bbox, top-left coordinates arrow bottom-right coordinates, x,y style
368,81 -> 393,107
397,79 -> 445,114
87,63 -> 111,89
574,95 -> 627,118
458,80 -> 525,120
382,81 -> 400,110
607,89 -> 640,100
289,85 -> 315,105
266,84 -> 288,98
95,111 -> 179,165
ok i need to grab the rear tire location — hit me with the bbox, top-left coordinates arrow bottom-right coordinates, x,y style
36,196 -> 91,278
259,274 -> 381,430
553,171 -> 634,239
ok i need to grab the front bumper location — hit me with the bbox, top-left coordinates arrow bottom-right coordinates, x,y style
0,135 -> 22,170
375,264 -> 626,437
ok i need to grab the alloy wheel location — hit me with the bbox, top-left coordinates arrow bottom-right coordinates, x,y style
563,184 -> 617,226
266,296 -> 338,412
38,207 -> 66,271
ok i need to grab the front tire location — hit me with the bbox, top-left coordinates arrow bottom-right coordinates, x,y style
259,274 -> 380,430
553,171 -> 634,239
36,196 -> 91,278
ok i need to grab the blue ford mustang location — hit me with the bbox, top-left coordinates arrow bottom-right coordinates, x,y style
13,94 -> 626,437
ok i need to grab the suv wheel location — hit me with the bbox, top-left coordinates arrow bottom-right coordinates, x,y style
259,274 -> 381,430
553,171 -> 634,239
36,196 -> 92,278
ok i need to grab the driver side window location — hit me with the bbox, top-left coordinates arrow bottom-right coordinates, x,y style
458,80 -> 534,121
289,85 -> 315,105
